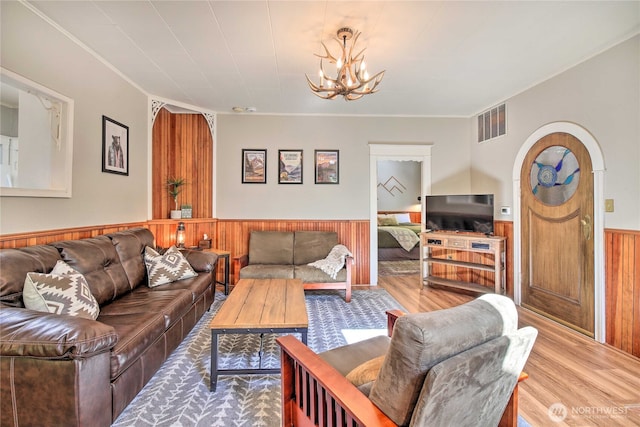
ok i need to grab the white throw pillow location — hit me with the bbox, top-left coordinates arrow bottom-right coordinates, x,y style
144,246 -> 197,288
395,213 -> 412,224
23,260 -> 100,320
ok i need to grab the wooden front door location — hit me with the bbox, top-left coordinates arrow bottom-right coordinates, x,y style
521,132 -> 594,337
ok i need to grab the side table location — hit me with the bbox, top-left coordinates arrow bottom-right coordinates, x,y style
204,249 -> 230,295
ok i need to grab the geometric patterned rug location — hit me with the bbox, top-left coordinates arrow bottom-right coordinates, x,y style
112,289 -> 406,427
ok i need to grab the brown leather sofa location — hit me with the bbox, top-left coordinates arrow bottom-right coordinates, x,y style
0,228 -> 218,427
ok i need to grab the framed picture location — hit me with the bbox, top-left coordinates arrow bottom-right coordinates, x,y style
102,115 -> 129,176
242,149 -> 267,183
278,150 -> 303,184
315,150 -> 339,184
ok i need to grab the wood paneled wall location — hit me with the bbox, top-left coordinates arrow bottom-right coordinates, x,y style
605,229 -> 640,357
495,221 -> 514,296
378,211 -> 421,223
152,108 -> 213,219
146,219 -> 218,249
215,219 -> 370,285
0,222 -> 147,248
1,221 -> 638,357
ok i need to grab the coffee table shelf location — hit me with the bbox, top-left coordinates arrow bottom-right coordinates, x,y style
209,278 -> 308,391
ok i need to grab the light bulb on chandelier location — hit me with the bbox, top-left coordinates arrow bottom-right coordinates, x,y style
306,27 -> 385,101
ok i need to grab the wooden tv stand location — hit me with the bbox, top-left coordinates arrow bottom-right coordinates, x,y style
420,232 -> 506,295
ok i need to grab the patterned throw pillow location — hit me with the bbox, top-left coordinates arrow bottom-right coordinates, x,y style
144,246 -> 197,288
23,260 -> 100,320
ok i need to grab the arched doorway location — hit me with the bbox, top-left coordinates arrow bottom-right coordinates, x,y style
513,122 -> 606,342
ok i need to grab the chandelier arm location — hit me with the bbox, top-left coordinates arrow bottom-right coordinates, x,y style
311,91 -> 338,100
315,42 -> 338,64
351,49 -> 366,65
359,70 -> 385,86
306,74 -> 343,98
348,31 -> 362,60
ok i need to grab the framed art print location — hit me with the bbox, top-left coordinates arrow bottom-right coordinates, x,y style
102,116 -> 129,176
278,149 -> 303,184
314,150 -> 339,184
242,149 -> 267,183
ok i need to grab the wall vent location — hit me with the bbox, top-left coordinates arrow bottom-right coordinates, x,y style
477,103 -> 506,142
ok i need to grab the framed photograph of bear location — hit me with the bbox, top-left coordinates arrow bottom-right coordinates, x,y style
102,115 -> 129,176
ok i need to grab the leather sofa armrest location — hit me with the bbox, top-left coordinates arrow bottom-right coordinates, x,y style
0,307 -> 118,359
181,249 -> 218,273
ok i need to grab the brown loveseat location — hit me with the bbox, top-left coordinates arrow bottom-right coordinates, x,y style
234,231 -> 353,302
0,228 -> 218,427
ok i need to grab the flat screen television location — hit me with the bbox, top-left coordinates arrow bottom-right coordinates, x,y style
424,194 -> 495,235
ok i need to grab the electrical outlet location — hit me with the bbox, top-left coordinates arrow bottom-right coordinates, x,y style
605,199 -> 614,212
500,206 -> 511,215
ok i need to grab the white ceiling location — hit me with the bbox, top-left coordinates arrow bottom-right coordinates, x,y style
27,0 -> 640,117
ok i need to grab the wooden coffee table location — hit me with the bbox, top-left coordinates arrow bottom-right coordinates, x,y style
209,278 -> 308,391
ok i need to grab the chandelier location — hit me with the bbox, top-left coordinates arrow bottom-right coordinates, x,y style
306,27 -> 385,101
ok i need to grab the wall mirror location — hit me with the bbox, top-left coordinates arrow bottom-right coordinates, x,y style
0,67 -> 74,198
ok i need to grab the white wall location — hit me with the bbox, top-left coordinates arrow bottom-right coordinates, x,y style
470,35 -> 640,230
216,115 -> 469,219
377,160 -> 422,212
0,2 -> 148,234
4,1 -> 635,233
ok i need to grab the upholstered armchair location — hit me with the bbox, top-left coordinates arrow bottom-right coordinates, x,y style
276,294 -> 537,427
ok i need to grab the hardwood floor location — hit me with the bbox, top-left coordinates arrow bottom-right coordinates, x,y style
368,274 -> 640,427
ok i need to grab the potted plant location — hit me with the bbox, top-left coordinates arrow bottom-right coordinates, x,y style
167,177 -> 186,219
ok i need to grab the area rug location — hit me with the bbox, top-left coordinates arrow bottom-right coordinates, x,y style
112,289 -> 405,427
378,259 -> 420,276
112,289 -> 532,427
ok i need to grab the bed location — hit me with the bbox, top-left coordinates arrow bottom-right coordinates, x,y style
377,212 -> 422,261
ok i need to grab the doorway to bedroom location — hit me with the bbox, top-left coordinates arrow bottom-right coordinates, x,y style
368,143 -> 432,285
376,159 -> 422,278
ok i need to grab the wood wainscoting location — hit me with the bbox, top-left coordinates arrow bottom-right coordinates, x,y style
215,219 -> 370,285
0,222 -> 147,249
605,229 -> 640,358
0,221 -> 637,358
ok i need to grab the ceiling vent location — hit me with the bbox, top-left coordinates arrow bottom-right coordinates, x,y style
477,103 -> 506,143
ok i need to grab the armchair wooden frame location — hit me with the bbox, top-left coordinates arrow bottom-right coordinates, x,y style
276,310 -> 527,427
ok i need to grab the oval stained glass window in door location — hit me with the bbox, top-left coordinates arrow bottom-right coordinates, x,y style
530,145 -> 580,206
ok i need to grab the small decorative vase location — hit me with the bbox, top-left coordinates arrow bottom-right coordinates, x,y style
170,210 -> 182,219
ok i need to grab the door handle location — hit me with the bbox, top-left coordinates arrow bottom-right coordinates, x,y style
580,215 -> 592,241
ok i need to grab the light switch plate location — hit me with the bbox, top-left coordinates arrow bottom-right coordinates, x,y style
605,199 -> 614,212
500,206 -> 511,215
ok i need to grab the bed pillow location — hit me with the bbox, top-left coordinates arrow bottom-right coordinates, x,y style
378,215 -> 398,226
395,213 -> 412,224
144,245 -> 197,287
22,260 -> 100,320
